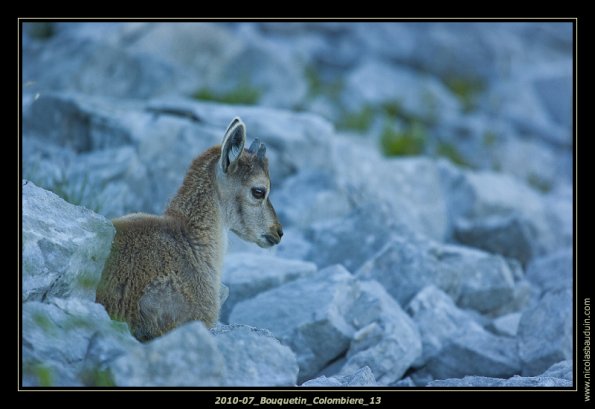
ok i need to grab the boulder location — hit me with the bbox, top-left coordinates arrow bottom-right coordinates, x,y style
343,60 -> 460,122
443,167 -> 558,262
526,249 -> 573,294
109,322 -> 226,386
424,326 -> 521,379
304,203 -> 403,272
338,280 -> 422,385
357,236 -> 515,313
428,375 -> 571,387
407,286 -> 520,379
271,169 -> 352,229
487,313 -> 522,337
22,180 -> 115,302
454,214 -> 538,266
220,253 -> 316,322
211,324 -> 299,386
540,360 -> 572,381
229,265 -> 358,382
22,298 -> 137,386
518,288 -> 572,376
302,366 -> 377,387
406,286 -> 480,365
23,32 -> 192,99
331,142 -> 449,241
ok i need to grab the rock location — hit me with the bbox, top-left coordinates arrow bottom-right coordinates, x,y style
406,286 -> 520,379
23,33 -> 192,99
272,169 -> 352,229
487,313 -> 522,337
304,203 -> 401,272
220,253 -> 317,322
540,360 -> 572,381
23,93 -> 134,153
331,141 -> 449,241
80,330 -> 138,386
229,265 -> 358,382
493,137 -> 564,192
304,203 -> 402,272
302,366 -> 377,387
338,280 -> 422,385
454,215 -> 538,266
428,375 -> 572,387
406,286 -> 480,365
343,61 -> 460,122
443,167 -> 558,261
424,325 -> 521,379
211,324 -> 298,386
109,322 -> 226,386
518,288 -> 572,376
274,227 -> 313,261
357,235 -> 515,313
22,298 -> 137,386
526,249 -> 573,294
301,375 -> 342,387
392,377 -> 416,387
22,180 -> 115,302
143,98 -> 335,185
545,185 -> 573,248
23,92 -> 335,217
447,246 -> 516,313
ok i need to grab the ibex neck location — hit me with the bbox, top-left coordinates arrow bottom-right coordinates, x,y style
165,147 -> 224,252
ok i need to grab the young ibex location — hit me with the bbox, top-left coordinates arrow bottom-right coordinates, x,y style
96,117 -> 283,342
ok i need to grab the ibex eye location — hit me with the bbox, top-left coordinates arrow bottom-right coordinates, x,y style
251,187 -> 266,199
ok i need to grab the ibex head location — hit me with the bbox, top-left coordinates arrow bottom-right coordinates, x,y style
217,117 -> 283,248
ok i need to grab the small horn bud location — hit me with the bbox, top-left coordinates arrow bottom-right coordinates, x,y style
247,138 -> 260,153
257,143 -> 266,160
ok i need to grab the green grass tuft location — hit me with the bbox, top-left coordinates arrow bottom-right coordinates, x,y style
483,131 -> 498,147
444,77 -> 484,112
527,173 -> 553,193
82,367 -> 116,387
380,122 -> 427,156
27,23 -> 55,40
339,106 -> 375,132
436,142 -> 471,167
193,84 -> 261,105
32,313 -> 53,331
76,273 -> 99,290
304,66 -> 344,101
34,364 -> 54,386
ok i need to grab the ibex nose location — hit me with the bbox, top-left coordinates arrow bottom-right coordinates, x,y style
277,227 -> 284,238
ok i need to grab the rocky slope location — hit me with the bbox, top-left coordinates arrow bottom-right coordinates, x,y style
21,22 -> 573,387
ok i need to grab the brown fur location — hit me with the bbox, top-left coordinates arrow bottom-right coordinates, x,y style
96,119 -> 282,341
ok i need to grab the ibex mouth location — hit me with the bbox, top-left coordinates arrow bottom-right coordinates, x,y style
263,234 -> 280,246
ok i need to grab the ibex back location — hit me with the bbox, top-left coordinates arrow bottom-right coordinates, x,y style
96,117 -> 283,341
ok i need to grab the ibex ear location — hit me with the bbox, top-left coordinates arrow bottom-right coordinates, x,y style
220,119 -> 245,173
224,117 -> 242,135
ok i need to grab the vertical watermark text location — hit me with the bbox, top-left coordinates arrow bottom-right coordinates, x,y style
584,298 -> 591,402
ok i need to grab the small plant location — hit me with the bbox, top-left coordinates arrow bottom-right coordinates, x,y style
193,84 -> 261,105
304,66 -> 344,101
527,173 -> 553,193
81,367 -> 116,387
24,362 -> 54,386
340,106 -> 375,132
380,122 -> 427,156
76,272 -> 100,291
444,77 -> 484,113
32,312 -> 53,331
436,142 -> 471,168
26,23 -> 56,40
483,131 -> 497,147
25,166 -> 104,213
